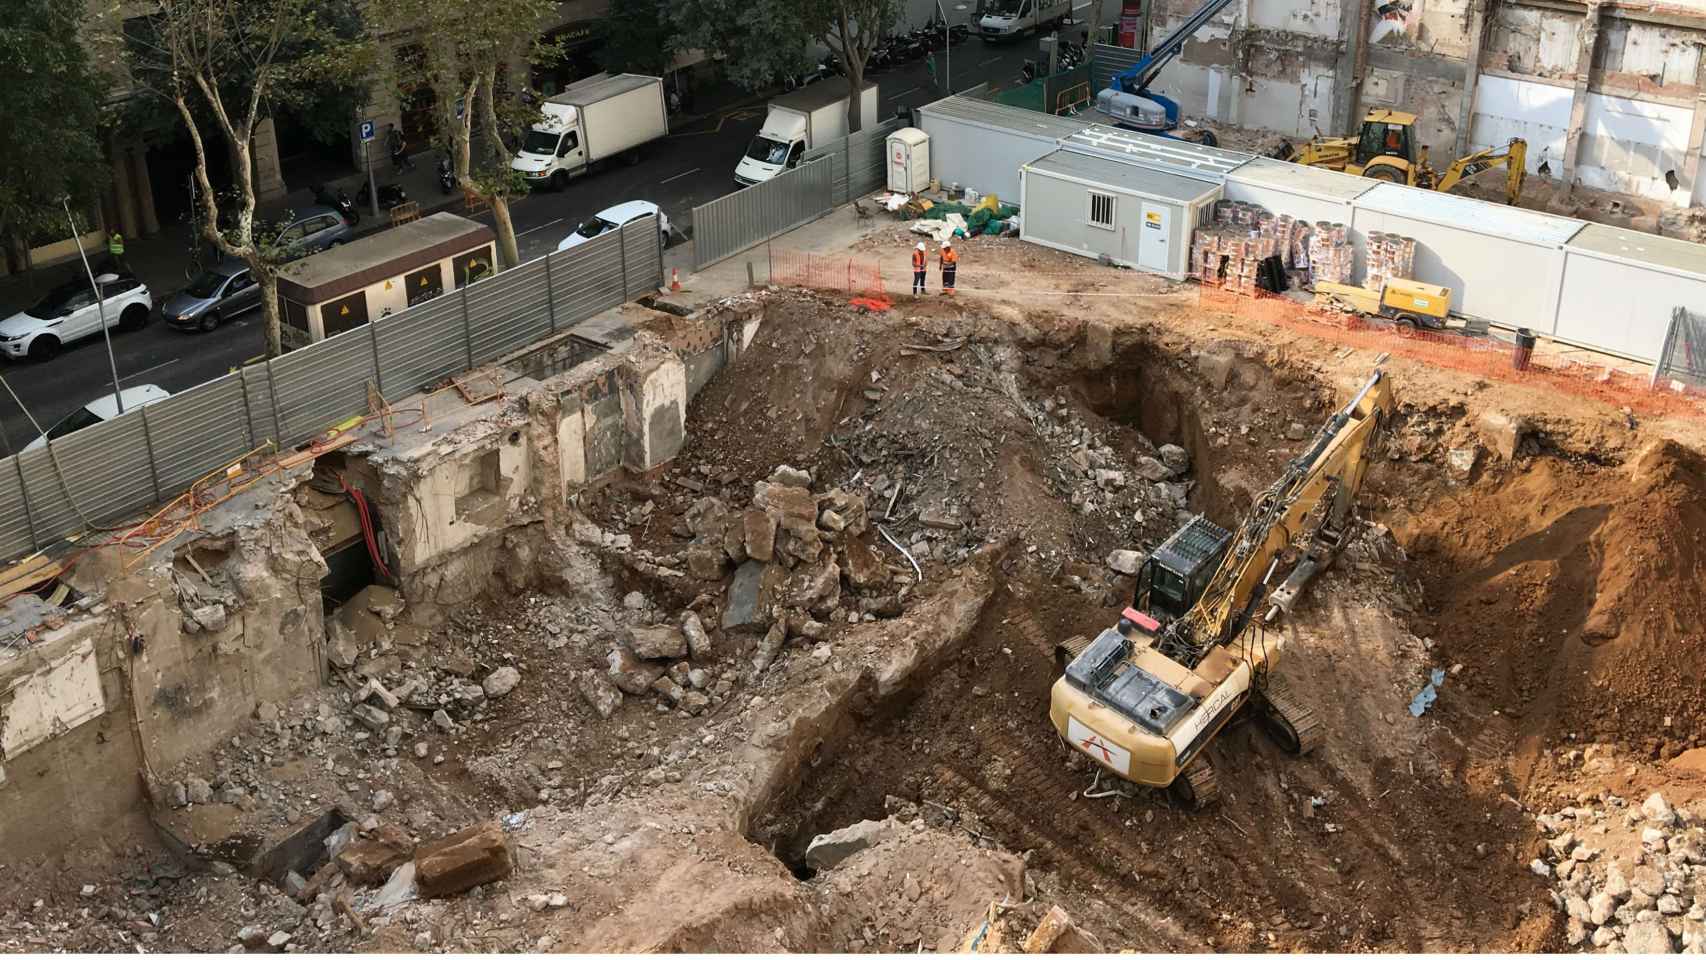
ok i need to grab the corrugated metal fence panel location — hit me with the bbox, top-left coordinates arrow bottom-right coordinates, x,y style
691,159 -> 835,270
622,216 -> 663,299
804,119 -> 904,205
149,374 -> 256,492
375,296 -> 465,403
0,458 -> 34,556
1090,44 -> 1140,96
270,331 -> 377,444
553,232 -> 626,323
241,363 -> 280,446
468,259 -> 551,365
18,415 -> 154,538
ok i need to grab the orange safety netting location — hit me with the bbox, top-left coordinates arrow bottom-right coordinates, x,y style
769,250 -> 886,303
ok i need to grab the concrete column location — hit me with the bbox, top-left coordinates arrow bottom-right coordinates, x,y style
1560,1 -> 1603,186
1332,0 -> 1374,134
1681,55 -> 1706,200
251,117 -> 288,205
108,135 -> 141,241
1454,0 -> 1490,158
130,149 -> 160,237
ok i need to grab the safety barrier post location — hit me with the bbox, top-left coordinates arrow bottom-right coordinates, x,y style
544,251 -> 557,334
138,406 -> 163,503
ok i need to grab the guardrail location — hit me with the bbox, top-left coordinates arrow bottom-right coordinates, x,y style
0,216 -> 664,562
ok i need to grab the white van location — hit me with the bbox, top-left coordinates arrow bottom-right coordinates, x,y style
978,0 -> 1072,39
511,74 -> 669,191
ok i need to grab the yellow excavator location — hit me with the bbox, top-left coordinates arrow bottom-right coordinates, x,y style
1049,368 -> 1395,807
1274,109 -> 1528,205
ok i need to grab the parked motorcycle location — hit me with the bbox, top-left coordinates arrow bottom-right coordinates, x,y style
357,180 -> 409,210
438,155 -> 456,195
313,183 -> 360,226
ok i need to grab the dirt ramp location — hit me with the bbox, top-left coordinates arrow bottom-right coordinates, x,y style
1402,440 -> 1706,751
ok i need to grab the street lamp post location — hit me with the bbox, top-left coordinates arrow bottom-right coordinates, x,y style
937,1 -> 970,93
61,197 -> 127,416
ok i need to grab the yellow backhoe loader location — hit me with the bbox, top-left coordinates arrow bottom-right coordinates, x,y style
1049,368 -> 1395,807
1274,109 -> 1528,205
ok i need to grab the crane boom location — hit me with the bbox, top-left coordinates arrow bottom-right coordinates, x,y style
1094,0 -> 1239,136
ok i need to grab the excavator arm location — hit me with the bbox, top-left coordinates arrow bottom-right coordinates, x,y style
1157,370 -> 1393,668
1433,138 -> 1528,205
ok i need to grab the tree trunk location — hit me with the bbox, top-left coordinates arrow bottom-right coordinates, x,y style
491,195 -> 520,269
255,263 -> 283,357
846,59 -> 866,133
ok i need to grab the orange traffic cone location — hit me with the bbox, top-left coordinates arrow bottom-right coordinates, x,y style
670,267 -> 682,293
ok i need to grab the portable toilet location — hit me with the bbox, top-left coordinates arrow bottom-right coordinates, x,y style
887,127 -> 930,193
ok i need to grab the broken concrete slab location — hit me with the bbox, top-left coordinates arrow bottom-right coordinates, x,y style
576,670 -> 623,718
351,704 -> 390,732
753,481 -> 817,522
1106,550 -> 1143,575
681,612 -> 713,660
608,645 -> 668,695
724,560 -> 783,633
625,624 -> 689,660
481,666 -> 521,699
919,506 -> 962,530
337,825 -> 416,885
414,821 -> 513,898
803,819 -> 895,870
743,509 -> 778,563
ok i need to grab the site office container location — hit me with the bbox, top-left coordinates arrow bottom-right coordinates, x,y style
1347,182 -> 1583,332
1555,222 -> 1706,363
1020,147 -> 1221,278
917,96 -> 1092,203
276,213 -> 497,351
1221,156 -> 1374,229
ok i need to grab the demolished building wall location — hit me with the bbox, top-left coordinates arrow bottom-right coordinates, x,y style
0,304 -> 732,861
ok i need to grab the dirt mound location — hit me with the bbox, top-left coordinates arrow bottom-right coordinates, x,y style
1399,440 -> 1706,752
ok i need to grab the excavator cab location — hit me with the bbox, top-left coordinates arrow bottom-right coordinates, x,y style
1133,515 -> 1233,624
1356,114 -> 1416,167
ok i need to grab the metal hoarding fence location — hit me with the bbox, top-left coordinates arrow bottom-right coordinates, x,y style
691,159 -> 836,270
1654,307 -> 1706,391
0,216 -> 663,563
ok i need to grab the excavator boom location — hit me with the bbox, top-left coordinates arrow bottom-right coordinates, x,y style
1048,369 -> 1395,799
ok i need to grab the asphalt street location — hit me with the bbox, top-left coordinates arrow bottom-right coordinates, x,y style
0,35 -> 1041,450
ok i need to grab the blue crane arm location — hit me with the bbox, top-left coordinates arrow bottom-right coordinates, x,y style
1109,0 -> 1240,95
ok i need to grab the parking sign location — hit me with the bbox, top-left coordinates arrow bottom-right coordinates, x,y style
359,119 -> 375,142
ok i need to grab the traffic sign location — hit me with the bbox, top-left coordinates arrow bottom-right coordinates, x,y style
359,119 -> 376,142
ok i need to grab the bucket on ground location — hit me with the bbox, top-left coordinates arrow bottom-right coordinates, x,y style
1513,328 -> 1536,371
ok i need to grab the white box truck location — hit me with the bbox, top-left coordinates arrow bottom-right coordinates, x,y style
511,73 -> 669,190
733,80 -> 879,188
978,0 -> 1072,39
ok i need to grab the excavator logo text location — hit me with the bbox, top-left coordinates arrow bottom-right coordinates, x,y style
1066,716 -> 1130,775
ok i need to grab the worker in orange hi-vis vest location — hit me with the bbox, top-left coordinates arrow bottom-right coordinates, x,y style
911,241 -> 928,296
939,239 -> 958,295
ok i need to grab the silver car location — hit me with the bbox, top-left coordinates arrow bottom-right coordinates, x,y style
271,205 -> 354,261
163,260 -> 262,332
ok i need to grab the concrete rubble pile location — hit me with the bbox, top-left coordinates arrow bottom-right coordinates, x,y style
1532,788 -> 1706,954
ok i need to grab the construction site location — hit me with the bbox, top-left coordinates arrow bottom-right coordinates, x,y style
0,183 -> 1703,954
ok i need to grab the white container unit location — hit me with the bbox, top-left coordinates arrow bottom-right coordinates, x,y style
1020,148 -> 1221,278
886,128 -> 930,193
917,96 -> 1091,203
1348,182 -> 1584,330
1221,156 -> 1376,227
1555,223 -> 1706,363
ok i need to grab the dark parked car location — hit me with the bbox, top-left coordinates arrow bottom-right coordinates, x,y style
163,260 -> 262,332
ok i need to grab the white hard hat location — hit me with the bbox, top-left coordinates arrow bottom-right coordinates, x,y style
943,238 -> 952,247
916,241 -> 925,250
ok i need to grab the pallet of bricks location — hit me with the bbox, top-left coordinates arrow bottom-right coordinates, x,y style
1190,200 -> 1355,294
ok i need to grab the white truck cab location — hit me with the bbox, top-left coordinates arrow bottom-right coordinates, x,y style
978,0 -> 1072,39
511,74 -> 668,191
734,81 -> 879,188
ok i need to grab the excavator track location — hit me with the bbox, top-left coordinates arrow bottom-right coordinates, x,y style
1257,674 -> 1323,756
1168,757 -> 1219,809
1053,633 -> 1092,675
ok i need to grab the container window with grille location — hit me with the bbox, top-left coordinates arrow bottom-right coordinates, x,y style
1088,190 -> 1117,231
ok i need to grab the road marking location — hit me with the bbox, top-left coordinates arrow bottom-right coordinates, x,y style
980,55 -> 1002,67
888,86 -> 921,101
121,358 -> 178,384
516,217 -> 564,239
659,167 -> 702,186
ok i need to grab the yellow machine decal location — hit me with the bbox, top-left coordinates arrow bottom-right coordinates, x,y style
1067,715 -> 1130,776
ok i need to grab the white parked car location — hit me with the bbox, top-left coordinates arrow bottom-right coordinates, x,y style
24,385 -> 171,452
556,200 -> 671,252
0,273 -> 153,361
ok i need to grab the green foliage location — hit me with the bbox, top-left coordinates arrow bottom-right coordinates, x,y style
0,0 -> 110,243
670,0 -> 814,91
595,0 -> 680,77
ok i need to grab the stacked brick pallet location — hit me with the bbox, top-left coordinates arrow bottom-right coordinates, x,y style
1191,201 -> 1357,292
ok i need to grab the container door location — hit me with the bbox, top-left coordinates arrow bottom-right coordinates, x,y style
1138,202 -> 1170,272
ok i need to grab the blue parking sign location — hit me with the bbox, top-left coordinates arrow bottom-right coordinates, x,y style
359,119 -> 376,142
